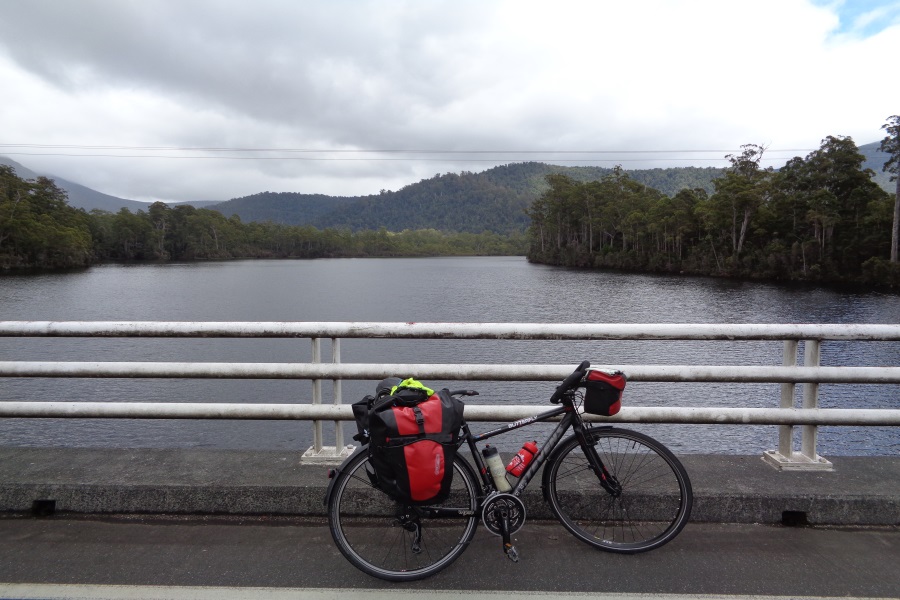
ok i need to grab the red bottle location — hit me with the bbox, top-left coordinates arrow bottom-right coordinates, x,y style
506,441 -> 538,477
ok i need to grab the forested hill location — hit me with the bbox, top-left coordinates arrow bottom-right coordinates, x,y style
212,163 -> 725,234
859,141 -> 893,192
206,192 -> 358,226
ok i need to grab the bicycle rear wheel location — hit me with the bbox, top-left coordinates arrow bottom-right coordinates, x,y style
327,449 -> 480,581
544,427 -> 692,553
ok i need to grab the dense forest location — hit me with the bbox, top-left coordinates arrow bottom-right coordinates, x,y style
0,164 -> 524,270
526,135 -> 900,287
0,169 -> 94,270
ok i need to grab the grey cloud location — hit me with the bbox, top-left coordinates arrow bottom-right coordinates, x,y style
0,0 -> 506,150
1,0 -> 895,201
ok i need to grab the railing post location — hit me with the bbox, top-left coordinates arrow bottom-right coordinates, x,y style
311,337 -> 323,453
332,337 -> 344,451
801,340 -> 823,461
301,337 -> 354,465
778,339 -> 798,457
763,338 -> 833,471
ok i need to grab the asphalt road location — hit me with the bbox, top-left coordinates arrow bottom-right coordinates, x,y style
1,515 -> 898,599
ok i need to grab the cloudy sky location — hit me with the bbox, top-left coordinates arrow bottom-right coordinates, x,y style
1,0 -> 898,203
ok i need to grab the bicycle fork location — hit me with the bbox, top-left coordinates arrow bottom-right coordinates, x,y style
577,427 -> 622,497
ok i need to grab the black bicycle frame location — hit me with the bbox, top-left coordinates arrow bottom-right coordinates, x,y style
464,403 -> 579,497
417,394 -> 618,519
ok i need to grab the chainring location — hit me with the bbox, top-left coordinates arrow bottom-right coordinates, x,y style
481,492 -> 527,536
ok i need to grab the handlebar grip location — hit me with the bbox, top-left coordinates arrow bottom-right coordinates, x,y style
549,360 -> 591,404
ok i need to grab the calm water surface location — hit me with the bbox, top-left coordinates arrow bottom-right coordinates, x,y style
1,257 -> 898,455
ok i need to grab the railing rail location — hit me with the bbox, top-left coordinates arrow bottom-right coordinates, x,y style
4,321 -> 900,340
1,402 -> 897,425
2,361 -> 900,382
2,321 -> 899,469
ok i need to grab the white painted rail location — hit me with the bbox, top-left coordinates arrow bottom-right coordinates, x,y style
3,361 -> 900,383
1,321 -> 899,469
1,402 -> 897,425
3,321 -> 900,340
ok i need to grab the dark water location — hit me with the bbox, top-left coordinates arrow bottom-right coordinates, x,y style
1,257 -> 898,455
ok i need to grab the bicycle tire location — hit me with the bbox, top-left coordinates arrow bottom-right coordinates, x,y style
544,427 -> 692,553
327,449 -> 480,581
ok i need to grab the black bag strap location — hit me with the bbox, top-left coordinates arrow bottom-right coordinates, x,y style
412,405 -> 426,435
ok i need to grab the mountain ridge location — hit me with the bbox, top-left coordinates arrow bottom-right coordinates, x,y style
3,140 -> 894,236
211,163 -> 729,234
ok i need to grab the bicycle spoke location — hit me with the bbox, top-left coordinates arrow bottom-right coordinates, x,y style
328,451 -> 479,581
547,427 -> 692,553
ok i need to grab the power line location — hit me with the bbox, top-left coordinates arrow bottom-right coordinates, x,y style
0,141 -> 812,164
0,151 -> 805,163
0,143 -> 818,155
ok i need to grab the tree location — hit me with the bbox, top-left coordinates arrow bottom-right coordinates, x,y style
701,145 -> 772,270
111,208 -> 152,259
802,136 -> 883,266
726,144 -> 770,258
879,115 -> 900,262
147,202 -> 171,259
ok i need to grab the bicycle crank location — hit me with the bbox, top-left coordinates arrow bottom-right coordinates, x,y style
482,493 -> 526,562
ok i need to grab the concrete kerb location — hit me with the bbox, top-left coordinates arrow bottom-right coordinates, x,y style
0,448 -> 897,526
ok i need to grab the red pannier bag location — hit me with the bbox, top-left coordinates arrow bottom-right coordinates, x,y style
361,386 -> 464,505
580,369 -> 626,416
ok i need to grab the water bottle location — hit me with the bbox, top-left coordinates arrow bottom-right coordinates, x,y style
506,441 -> 538,477
482,445 -> 511,492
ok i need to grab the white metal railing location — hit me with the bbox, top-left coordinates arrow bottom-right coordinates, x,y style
2,321 -> 900,469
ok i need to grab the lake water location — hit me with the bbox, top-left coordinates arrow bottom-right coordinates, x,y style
1,256 -> 899,455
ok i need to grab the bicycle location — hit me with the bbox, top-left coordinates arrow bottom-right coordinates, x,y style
324,360 -> 693,581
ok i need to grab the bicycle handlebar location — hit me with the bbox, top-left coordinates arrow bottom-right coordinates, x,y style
549,360 -> 591,404
448,361 -> 589,404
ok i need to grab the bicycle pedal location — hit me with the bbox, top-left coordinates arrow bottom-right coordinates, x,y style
504,543 -> 519,563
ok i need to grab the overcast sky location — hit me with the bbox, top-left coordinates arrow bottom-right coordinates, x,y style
1,0 -> 898,203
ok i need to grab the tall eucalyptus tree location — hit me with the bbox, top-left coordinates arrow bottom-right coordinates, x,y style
879,115 -> 900,262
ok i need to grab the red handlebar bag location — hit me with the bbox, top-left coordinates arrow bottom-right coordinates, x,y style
580,369 -> 626,417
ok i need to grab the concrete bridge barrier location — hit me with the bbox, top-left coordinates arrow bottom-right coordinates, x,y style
1,448 -> 897,526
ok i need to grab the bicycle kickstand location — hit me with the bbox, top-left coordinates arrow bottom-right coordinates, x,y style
496,506 -> 519,563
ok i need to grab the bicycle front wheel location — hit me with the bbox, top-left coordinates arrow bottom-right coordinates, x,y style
327,450 -> 480,581
544,427 -> 692,553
